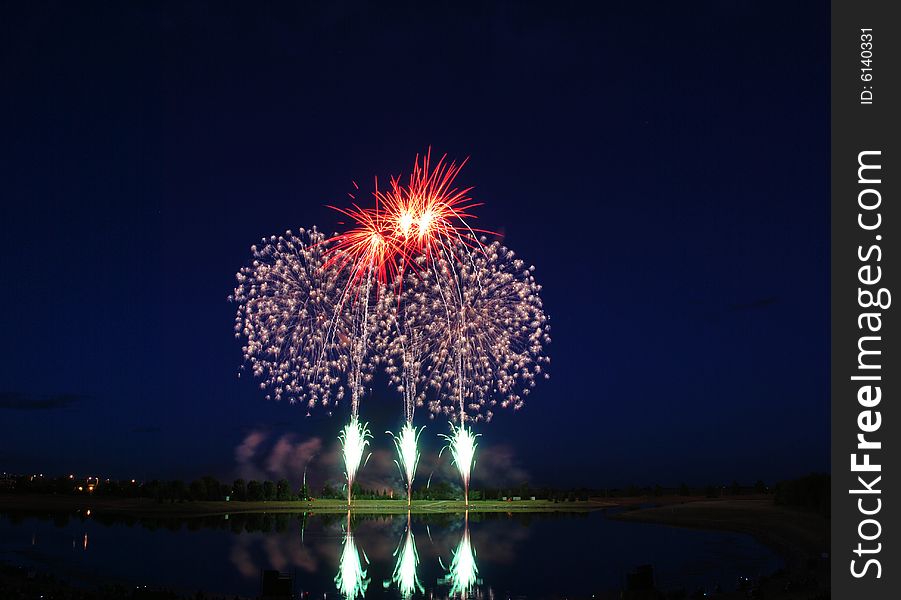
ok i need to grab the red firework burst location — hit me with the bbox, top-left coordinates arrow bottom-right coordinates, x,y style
324,200 -> 406,288
327,149 -> 496,289
376,149 -> 493,259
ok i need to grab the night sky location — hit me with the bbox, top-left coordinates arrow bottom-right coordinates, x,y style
1,2 -> 828,488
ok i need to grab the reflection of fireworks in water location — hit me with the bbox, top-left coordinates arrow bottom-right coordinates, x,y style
339,417 -> 371,505
387,423 -> 424,506
440,424 -> 479,506
383,513 -> 423,598
440,512 -> 480,598
335,512 -> 370,599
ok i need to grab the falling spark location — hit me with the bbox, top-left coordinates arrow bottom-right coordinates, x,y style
339,417 -> 372,504
325,200 -> 405,289
440,512 -> 480,597
335,512 -> 370,599
231,228 -> 352,409
440,423 -> 479,506
387,423 -> 424,505
383,514 -> 423,598
398,238 -> 551,424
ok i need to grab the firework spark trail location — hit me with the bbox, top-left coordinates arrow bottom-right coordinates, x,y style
232,229 -> 385,504
372,154 -> 550,508
387,423 -> 424,506
367,150 -> 496,505
440,423 -> 479,506
440,512 -> 479,598
324,203 -> 400,502
335,512 -> 370,599
383,513 -> 423,598
374,149 -> 493,263
347,268 -> 374,418
231,228 -> 352,410
339,417 -> 372,505
336,261 -> 393,503
380,272 -> 431,423
402,238 -> 551,423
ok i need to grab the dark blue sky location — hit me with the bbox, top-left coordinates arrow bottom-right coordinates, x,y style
1,1 -> 827,487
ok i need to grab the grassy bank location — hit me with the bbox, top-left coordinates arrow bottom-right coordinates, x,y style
0,493 -> 617,516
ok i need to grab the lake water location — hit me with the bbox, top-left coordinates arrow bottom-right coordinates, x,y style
0,509 -> 782,598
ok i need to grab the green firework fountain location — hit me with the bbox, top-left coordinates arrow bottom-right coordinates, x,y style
339,417 -> 372,505
440,422 -> 479,506
387,423 -> 424,506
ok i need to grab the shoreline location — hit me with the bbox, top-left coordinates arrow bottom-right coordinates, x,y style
0,493 -> 620,515
612,497 -> 829,597
1,494 -> 829,598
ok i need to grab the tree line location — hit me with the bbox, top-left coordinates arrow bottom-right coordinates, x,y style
1,472 -> 790,503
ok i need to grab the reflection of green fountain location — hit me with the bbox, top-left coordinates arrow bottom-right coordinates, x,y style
440,511 -> 480,598
388,423 -> 424,506
335,512 -> 370,599
383,512 -> 423,598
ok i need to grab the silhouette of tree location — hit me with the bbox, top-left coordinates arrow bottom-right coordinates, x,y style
276,478 -> 291,500
262,480 -> 276,501
247,480 -> 263,501
232,478 -> 247,501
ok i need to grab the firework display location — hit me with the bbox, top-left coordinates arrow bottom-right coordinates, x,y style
335,512 -> 370,599
401,239 -> 551,424
232,152 -> 550,504
387,423 -> 424,506
439,424 -> 480,506
339,417 -> 372,505
231,228 -> 351,410
384,513 -> 423,598
440,512 -> 480,597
